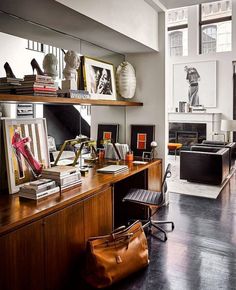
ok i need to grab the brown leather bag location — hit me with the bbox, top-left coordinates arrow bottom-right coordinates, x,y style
85,220 -> 149,288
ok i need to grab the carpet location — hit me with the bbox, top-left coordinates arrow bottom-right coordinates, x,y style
167,155 -> 235,199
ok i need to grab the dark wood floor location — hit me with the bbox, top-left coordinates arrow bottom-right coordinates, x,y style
84,173 -> 236,290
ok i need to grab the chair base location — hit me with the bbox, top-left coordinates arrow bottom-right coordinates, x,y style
143,219 -> 175,242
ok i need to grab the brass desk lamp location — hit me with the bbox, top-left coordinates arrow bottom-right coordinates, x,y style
54,137 -> 97,166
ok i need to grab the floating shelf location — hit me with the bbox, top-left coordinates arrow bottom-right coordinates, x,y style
0,94 -> 143,107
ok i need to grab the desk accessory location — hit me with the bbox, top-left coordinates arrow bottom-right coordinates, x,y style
85,220 -> 149,288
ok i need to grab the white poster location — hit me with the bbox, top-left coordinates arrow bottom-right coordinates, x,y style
173,61 -> 217,108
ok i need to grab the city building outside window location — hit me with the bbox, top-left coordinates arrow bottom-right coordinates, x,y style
167,7 -> 188,57
200,0 -> 232,54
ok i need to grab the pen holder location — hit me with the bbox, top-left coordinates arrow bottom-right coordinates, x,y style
126,152 -> 133,161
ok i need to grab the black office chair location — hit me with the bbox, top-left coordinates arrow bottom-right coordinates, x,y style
123,163 -> 174,242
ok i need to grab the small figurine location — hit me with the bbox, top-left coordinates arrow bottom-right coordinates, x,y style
43,53 -> 58,80
62,50 -> 80,90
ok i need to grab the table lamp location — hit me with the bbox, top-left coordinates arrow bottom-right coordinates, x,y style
220,119 -> 236,143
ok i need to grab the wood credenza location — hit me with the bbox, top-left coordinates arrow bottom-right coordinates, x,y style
0,159 -> 162,290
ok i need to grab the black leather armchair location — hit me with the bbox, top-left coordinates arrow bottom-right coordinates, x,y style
201,141 -> 236,169
180,146 -> 230,185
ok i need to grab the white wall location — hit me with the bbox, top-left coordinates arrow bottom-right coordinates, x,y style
126,12 -> 166,163
56,0 -> 159,51
167,3 -> 236,120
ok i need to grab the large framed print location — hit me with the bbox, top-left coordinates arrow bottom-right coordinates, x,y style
83,56 -> 117,100
3,118 -> 50,194
97,124 -> 119,148
130,125 -> 155,157
173,61 -> 217,108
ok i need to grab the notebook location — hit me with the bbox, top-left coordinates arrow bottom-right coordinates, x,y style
97,165 -> 129,174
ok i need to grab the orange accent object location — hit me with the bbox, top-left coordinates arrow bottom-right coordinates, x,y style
168,143 -> 182,150
126,152 -> 134,161
98,150 -> 105,159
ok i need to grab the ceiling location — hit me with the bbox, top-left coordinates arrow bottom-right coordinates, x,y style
147,0 -> 220,10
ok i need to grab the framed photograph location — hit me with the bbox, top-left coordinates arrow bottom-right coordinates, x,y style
83,56 -> 117,100
97,124 -> 119,148
130,125 -> 155,157
3,118 -> 50,194
142,152 -> 152,160
173,60 -> 217,108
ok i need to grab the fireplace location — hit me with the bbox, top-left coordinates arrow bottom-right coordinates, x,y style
169,122 -> 206,152
176,131 -> 198,150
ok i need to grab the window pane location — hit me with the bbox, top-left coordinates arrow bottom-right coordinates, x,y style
201,0 -> 231,21
201,21 -> 231,54
168,29 -> 188,57
167,7 -> 188,27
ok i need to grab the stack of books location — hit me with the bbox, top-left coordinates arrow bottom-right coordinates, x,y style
19,178 -> 59,200
15,75 -> 57,96
57,89 -> 90,99
41,165 -> 82,190
191,105 -> 206,113
97,165 -> 129,174
0,77 -> 23,94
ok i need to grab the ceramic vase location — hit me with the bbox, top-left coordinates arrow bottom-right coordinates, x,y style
116,61 -> 136,99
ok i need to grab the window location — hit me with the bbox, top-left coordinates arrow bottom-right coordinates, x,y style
27,40 -> 44,52
167,7 -> 188,57
200,0 -> 232,54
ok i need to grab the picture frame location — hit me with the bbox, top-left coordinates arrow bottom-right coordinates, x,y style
130,125 -> 155,157
82,56 -> 117,100
3,118 -> 50,194
97,124 -> 119,148
172,60 -> 217,109
142,151 -> 152,160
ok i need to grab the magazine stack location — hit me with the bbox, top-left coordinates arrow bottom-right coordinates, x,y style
19,178 -> 59,200
15,74 -> 57,96
0,77 -> 23,94
41,165 -> 82,190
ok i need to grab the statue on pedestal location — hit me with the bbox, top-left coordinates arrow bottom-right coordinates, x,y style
43,53 -> 58,80
62,50 -> 80,90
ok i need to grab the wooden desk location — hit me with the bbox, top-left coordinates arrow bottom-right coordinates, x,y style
0,159 -> 162,290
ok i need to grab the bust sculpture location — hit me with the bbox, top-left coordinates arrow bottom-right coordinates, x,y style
63,50 -> 80,81
43,53 -> 58,80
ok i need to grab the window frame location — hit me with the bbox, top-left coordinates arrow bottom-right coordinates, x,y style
199,3 -> 232,54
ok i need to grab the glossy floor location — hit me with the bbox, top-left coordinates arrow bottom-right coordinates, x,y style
84,173 -> 236,290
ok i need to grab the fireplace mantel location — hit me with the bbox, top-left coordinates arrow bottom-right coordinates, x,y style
168,112 -> 222,140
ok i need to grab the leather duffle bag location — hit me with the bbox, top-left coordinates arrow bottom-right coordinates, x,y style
85,220 -> 149,288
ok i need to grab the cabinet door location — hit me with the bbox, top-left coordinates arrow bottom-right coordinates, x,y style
84,186 -> 113,240
0,220 -> 44,290
44,201 -> 84,290
148,162 -> 162,192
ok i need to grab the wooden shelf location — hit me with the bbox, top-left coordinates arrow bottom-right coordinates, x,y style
0,94 -> 143,107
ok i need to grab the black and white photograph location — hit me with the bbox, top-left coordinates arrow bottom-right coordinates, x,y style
173,61 -> 217,108
83,57 -> 116,100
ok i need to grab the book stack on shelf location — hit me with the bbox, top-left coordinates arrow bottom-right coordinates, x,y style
15,74 -> 57,96
0,77 -> 23,94
57,89 -> 90,99
19,178 -> 59,200
191,105 -> 206,113
41,165 -> 82,190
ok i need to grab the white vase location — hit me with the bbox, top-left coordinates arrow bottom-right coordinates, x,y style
116,61 -> 136,99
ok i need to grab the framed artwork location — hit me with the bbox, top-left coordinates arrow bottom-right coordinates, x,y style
97,124 -> 119,148
3,118 -> 50,194
130,125 -> 155,157
173,60 -> 217,108
83,56 -> 117,100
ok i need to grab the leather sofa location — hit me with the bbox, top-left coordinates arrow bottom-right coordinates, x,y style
180,146 -> 230,185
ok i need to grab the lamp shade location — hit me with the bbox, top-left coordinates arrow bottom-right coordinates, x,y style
221,120 -> 236,131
